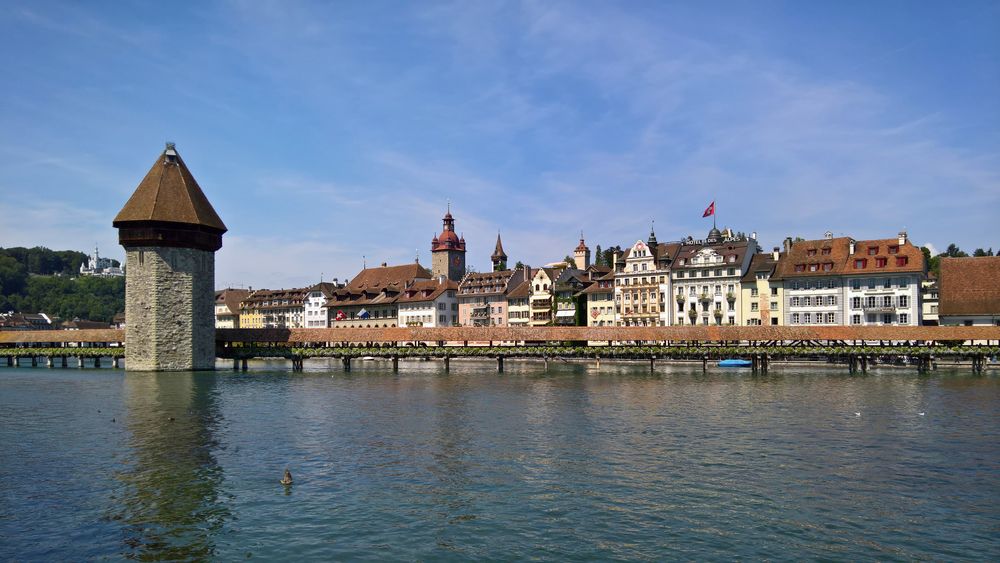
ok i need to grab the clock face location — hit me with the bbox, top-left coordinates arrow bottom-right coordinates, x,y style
453,256 -> 461,266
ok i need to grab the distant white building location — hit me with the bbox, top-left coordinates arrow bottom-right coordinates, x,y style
303,281 -> 345,328
80,245 -> 124,277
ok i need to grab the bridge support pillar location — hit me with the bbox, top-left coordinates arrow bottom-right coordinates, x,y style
762,353 -> 769,374
861,355 -> 868,374
392,355 -> 399,372
61,356 -> 67,368
233,358 -> 239,371
94,357 -> 101,368
702,356 -> 708,372
78,356 -> 84,368
241,358 -> 248,371
650,357 -> 655,373
595,355 -> 600,369
5,356 -> 11,367
543,357 -> 548,372
751,355 -> 758,373
113,357 -> 120,369
46,357 -> 53,368
343,357 -> 351,372
497,356 -> 504,373
31,356 -> 37,367
444,356 -> 450,372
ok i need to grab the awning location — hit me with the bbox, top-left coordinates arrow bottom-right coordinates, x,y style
555,310 -> 575,318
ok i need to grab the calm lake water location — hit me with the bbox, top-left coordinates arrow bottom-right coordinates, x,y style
1,360 -> 998,561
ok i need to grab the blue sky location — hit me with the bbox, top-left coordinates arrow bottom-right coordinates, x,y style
1,0 -> 997,289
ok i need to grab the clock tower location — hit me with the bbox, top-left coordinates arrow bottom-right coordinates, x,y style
430,204 -> 466,281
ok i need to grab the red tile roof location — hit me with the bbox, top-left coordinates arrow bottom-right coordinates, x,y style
939,257 -> 1000,316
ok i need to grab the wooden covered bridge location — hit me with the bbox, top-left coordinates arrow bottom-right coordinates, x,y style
2,326 -> 998,374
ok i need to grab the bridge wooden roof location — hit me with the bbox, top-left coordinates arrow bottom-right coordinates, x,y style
1,326 -> 997,346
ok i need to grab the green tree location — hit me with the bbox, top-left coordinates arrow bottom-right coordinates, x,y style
0,255 -> 28,296
944,243 -> 968,258
594,245 -> 603,266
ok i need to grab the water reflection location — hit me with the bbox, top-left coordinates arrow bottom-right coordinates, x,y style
114,373 -> 229,560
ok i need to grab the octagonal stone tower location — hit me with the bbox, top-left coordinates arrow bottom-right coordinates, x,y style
113,144 -> 227,371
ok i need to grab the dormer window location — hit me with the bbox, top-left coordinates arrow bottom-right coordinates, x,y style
876,257 -> 887,268
795,264 -> 805,272
888,246 -> 899,255
896,256 -> 909,266
821,248 -> 831,255
855,259 -> 867,269
807,249 -> 817,257
867,246 -> 878,256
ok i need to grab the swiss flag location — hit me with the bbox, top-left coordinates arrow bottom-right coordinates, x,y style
335,310 -> 346,321
702,201 -> 715,217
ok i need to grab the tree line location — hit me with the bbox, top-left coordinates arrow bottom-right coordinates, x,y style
0,247 -> 124,322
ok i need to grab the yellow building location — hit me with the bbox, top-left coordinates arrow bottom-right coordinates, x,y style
740,250 -> 783,326
506,279 -> 531,326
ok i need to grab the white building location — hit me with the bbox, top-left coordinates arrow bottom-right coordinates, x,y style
775,231 -> 924,326
397,278 -> 459,327
80,245 -> 124,277
303,281 -> 344,328
670,228 -> 757,326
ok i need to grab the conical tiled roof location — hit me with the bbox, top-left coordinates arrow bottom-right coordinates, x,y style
113,144 -> 226,232
492,233 -> 507,260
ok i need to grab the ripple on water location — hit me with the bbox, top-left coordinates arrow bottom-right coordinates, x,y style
1,365 -> 998,560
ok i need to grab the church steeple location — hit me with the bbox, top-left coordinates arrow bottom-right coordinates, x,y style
491,232 -> 508,271
647,220 -> 657,247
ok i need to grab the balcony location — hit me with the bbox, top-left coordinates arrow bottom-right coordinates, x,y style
726,292 -> 736,302
699,293 -> 712,303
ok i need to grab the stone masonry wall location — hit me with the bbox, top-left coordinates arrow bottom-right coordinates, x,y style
125,246 -> 216,371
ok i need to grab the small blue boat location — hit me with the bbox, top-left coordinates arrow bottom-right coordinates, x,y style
718,359 -> 752,368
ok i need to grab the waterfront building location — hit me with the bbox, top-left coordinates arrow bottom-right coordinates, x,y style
240,287 -> 308,328
79,245 -> 124,277
303,281 -> 344,328
113,143 -> 226,370
554,271 -> 590,325
458,268 -> 530,326
215,288 -> 249,329
325,262 -> 431,328
938,256 -> 1000,326
842,233 -> 924,326
397,278 -> 459,327
505,278 -> 532,326
671,228 -> 756,326
772,234 -> 850,326
740,250 -> 783,326
431,205 -> 466,282
615,229 -> 680,326
112,312 -> 126,329
774,231 -> 924,326
528,267 -> 563,326
921,275 -> 939,325
491,233 -> 508,271
582,272 -> 616,326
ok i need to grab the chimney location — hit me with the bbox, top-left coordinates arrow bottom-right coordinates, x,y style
380,262 -> 388,268
750,231 -> 757,240
612,250 -> 619,271
849,239 -> 856,255
772,247 -> 780,261
438,274 -> 446,284
898,230 -> 907,245
824,230 -> 833,240
783,237 -> 793,253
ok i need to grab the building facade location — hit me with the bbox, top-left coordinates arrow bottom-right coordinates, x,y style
671,228 -> 757,326
458,269 -> 529,326
397,278 -> 459,327
740,250 -> 783,326
615,231 -> 678,327
79,245 -> 124,277
325,263 -> 431,328
583,272 -> 615,326
215,288 -> 249,329
506,278 -> 531,326
303,282 -> 344,328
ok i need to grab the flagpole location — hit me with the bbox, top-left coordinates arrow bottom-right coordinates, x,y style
714,198 -> 717,229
